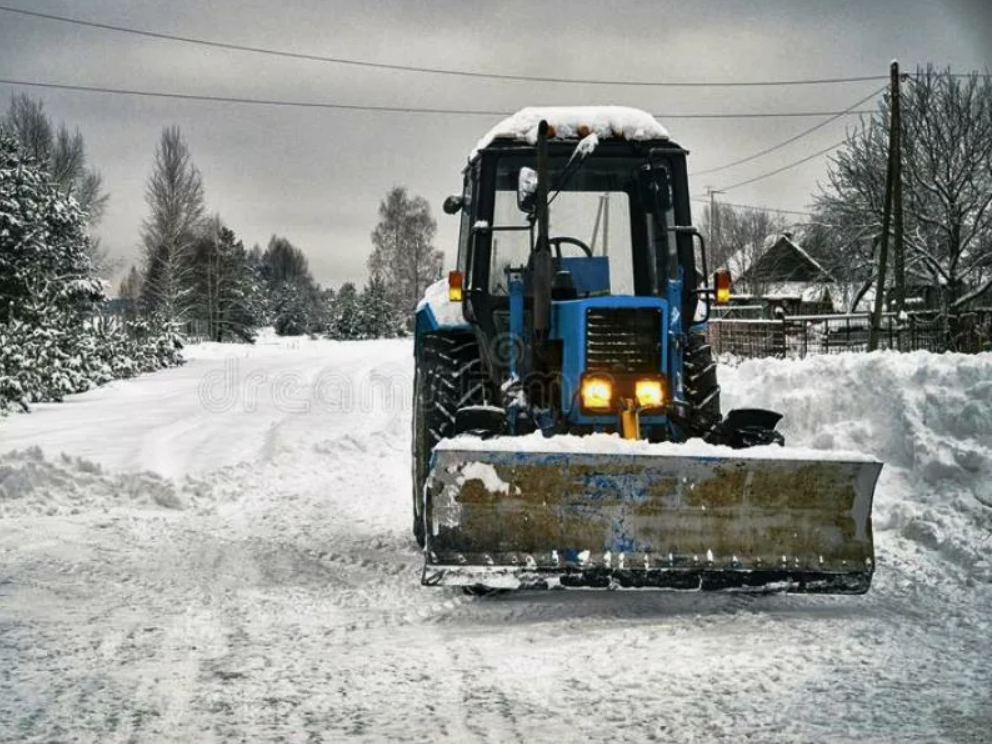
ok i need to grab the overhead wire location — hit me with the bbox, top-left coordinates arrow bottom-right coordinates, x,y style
690,196 -> 814,217
0,4 -> 889,88
0,78 -> 876,119
691,85 -> 883,176
717,140 -> 845,192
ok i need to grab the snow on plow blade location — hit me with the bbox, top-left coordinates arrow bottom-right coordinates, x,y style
423,444 -> 881,594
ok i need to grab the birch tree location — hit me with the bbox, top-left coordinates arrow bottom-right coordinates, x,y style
139,126 -> 206,327
368,186 -> 443,317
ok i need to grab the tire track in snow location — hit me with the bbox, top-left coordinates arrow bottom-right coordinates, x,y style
5,341 -> 991,742
446,640 -> 525,744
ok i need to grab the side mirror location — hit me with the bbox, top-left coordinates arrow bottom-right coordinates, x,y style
442,195 -> 464,215
517,167 -> 538,213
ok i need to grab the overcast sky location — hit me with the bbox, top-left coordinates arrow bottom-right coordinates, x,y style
1,0 -> 990,288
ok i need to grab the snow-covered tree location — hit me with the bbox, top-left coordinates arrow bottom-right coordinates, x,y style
815,66 -> 992,313
3,94 -> 109,227
368,186 -> 443,321
331,282 -> 361,339
357,274 -> 404,339
0,129 -> 182,413
261,235 -> 312,286
0,130 -> 100,325
261,235 -> 321,336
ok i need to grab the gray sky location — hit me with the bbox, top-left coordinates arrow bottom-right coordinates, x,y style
1,0 -> 990,288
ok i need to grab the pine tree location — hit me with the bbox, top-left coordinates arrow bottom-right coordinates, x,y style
0,129 -> 182,413
261,235 -> 321,336
3,94 -> 109,226
0,130 -> 99,326
313,286 -> 337,336
332,282 -> 360,339
358,274 -> 402,339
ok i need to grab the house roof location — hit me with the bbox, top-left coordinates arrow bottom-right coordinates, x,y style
749,234 -> 834,283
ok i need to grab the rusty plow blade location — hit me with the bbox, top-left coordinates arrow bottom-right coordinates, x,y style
422,447 -> 881,594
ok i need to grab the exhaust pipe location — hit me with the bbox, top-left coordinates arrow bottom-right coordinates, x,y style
531,120 -> 553,375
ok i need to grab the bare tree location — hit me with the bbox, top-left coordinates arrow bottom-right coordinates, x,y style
698,201 -> 789,295
139,126 -> 206,327
3,94 -> 109,225
368,186 -> 443,317
815,66 -> 992,313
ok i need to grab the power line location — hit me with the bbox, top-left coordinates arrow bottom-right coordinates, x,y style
0,4 -> 889,89
692,86 -> 883,176
0,78 -> 877,119
718,140 -> 845,192
690,196 -> 814,217
660,109 -> 874,119
0,79 -> 506,115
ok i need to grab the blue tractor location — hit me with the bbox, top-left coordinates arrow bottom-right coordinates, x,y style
413,107 -> 880,593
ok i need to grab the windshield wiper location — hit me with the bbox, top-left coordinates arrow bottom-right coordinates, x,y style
548,133 -> 599,206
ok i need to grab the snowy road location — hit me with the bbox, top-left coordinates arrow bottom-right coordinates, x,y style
2,337 -> 990,742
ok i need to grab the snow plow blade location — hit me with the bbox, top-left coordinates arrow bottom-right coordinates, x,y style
423,447 -> 881,594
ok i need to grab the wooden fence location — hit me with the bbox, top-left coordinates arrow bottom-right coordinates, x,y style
708,309 -> 992,359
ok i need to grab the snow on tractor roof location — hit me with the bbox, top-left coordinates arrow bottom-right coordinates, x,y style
472,106 -> 669,159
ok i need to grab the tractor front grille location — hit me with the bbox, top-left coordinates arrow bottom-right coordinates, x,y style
585,307 -> 662,372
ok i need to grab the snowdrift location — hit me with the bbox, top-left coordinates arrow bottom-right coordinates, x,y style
721,350 -> 992,584
0,447 -> 188,517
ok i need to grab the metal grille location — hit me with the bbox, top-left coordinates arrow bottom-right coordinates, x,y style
585,308 -> 662,372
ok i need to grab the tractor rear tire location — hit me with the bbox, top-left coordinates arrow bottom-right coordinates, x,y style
411,333 -> 485,547
684,332 -> 721,438
411,367 -> 428,547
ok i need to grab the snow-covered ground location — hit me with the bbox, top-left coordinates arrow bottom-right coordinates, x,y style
1,336 -> 990,743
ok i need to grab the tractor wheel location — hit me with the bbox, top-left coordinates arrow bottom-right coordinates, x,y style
411,366 -> 428,547
411,333 -> 485,547
684,332 -> 721,438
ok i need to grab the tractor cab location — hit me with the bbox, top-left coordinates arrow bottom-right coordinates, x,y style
445,107 -> 715,441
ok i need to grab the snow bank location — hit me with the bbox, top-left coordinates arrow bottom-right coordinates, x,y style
472,106 -> 669,158
721,350 -> 992,580
0,447 -> 189,517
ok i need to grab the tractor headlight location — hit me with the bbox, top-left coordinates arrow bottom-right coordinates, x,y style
580,376 -> 613,410
635,379 -> 666,409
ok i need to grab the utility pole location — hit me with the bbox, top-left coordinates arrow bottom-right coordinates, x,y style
868,60 -> 900,352
893,64 -> 905,319
707,188 -> 724,261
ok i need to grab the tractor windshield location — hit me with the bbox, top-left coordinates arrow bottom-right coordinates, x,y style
489,153 -> 675,297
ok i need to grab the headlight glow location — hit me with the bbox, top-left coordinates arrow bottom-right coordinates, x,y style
635,379 -> 665,409
581,377 -> 613,410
